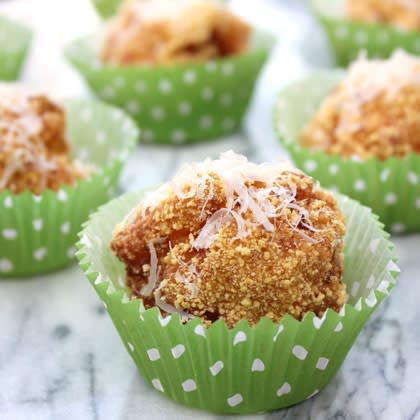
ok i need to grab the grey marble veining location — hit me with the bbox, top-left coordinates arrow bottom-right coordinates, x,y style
0,1 -> 419,419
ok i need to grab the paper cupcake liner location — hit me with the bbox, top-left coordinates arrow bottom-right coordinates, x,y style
90,0 -> 122,18
0,15 -> 32,81
76,189 -> 398,414
64,29 -> 274,145
311,0 -> 420,66
0,99 -> 138,277
273,71 -> 420,234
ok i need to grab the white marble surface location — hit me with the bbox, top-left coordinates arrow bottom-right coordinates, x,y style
0,1 -> 420,419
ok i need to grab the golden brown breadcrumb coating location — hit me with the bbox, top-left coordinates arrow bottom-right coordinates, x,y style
111,153 -> 347,328
101,0 -> 251,66
0,87 -> 92,195
346,0 -> 420,31
300,51 -> 420,161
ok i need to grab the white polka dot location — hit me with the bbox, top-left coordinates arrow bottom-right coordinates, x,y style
292,345 -> 308,360
334,322 -> 343,332
182,379 -> 197,392
80,108 -> 93,121
151,106 -> 165,121
171,344 -> 185,359
233,331 -> 247,345
33,247 -> 47,261
377,31 -> 390,44
335,26 -> 349,39
57,190 -> 68,201
339,306 -> 346,316
147,348 -> 160,361
354,31 -> 368,44
391,223 -> 406,233
385,192 -> 397,205
306,389 -> 320,400
251,358 -> 265,372
33,195 -> 42,203
222,62 -> 234,75
354,179 -> 366,191
407,172 -> 419,185
351,281 -> 360,297
158,79 -> 172,94
127,342 -> 134,352
4,196 -> 13,208
387,260 -> 400,273
171,129 -> 186,144
209,360 -> 224,376
202,87 -> 214,101
32,219 -> 43,231
205,61 -> 217,72
312,315 -> 325,329
101,86 -> 115,99
61,222 -> 71,234
227,394 -> 243,407
158,314 -> 172,327
354,299 -> 363,311
112,109 -> 123,120
222,117 -> 235,131
378,280 -> 390,293
273,325 -> 284,342
380,168 -> 390,182
67,247 -> 76,258
96,130 -> 106,145
142,129 -> 155,143
304,160 -> 317,172
220,93 -> 232,106
77,147 -> 89,161
2,229 -> 17,240
113,76 -> 125,87
183,70 -> 196,84
152,379 -> 164,392
200,115 -> 213,129
366,291 -> 377,308
328,164 -> 338,175
125,100 -> 139,114
194,324 -> 206,337
416,197 -> 420,209
135,80 -> 146,92
276,382 -> 291,397
0,259 -> 13,273
178,101 -> 191,115
366,274 -> 376,289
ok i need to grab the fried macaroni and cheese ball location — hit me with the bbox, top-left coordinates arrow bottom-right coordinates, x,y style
101,0 -> 251,66
0,85 -> 92,195
346,0 -> 420,31
300,51 -> 420,161
111,152 -> 347,328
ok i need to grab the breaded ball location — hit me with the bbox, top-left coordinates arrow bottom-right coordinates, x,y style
300,50 -> 420,161
101,0 -> 251,66
0,84 -> 92,195
111,152 -> 347,328
346,0 -> 420,31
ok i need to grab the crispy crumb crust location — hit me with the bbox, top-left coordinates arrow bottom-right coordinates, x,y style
300,83 -> 420,161
0,95 -> 90,195
111,172 -> 347,328
346,0 -> 420,31
101,0 -> 251,66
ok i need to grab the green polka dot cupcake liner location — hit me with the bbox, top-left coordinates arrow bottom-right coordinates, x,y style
64,29 -> 274,145
0,15 -> 32,81
76,189 -> 398,414
311,0 -> 420,66
0,99 -> 138,277
274,70 -> 420,234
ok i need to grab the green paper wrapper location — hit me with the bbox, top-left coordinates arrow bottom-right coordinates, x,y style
76,189 -> 398,414
0,99 -> 138,277
0,15 -> 32,81
273,70 -> 420,234
64,29 -> 274,145
312,0 -> 420,66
